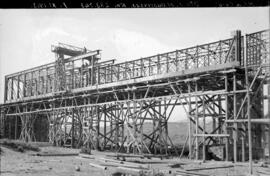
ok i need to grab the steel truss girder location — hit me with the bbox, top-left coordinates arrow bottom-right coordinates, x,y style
4,31 -> 240,103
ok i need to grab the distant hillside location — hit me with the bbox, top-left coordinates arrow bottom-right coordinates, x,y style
142,121 -> 213,145
100,121 -> 213,146
142,122 -> 189,145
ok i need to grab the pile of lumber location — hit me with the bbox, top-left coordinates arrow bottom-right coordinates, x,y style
79,153 -> 151,175
79,154 -> 239,176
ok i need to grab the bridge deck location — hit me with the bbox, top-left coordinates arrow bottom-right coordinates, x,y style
4,37 -> 237,104
3,29 -> 269,105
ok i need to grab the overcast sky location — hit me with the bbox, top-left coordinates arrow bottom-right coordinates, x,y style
0,8 -> 269,121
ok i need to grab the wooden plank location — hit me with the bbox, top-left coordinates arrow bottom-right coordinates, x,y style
115,166 -> 149,176
180,134 -> 188,159
36,153 -> 78,156
89,162 -> 107,170
186,165 -> 234,171
107,153 -> 169,159
78,153 -> 95,159
226,119 -> 270,124
96,157 -> 149,169
193,134 -> 230,137
176,169 -> 209,176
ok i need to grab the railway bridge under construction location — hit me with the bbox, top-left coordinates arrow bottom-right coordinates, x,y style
0,29 -> 269,166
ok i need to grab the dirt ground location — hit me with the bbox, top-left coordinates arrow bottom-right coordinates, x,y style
1,143 -> 270,176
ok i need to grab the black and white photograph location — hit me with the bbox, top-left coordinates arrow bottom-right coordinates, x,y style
0,7 -> 269,176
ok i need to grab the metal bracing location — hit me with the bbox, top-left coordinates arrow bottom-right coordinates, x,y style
4,36 -> 239,103
0,30 -> 269,175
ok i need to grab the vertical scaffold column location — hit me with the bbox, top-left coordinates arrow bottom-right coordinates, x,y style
225,74 -> 229,161
0,110 -> 2,138
202,94 -> 206,161
233,30 -> 242,163
115,102 -> 119,151
153,100 -> 157,154
188,82 -> 192,159
96,105 -> 100,150
244,32 -> 253,175
233,59 -> 238,163
14,115 -> 18,139
268,29 -> 270,166
164,99 -> 169,155
103,104 -> 107,150
71,107 -> 75,148
195,81 -> 199,160
133,92 -> 137,154
157,101 -> 163,154
268,66 -> 270,165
